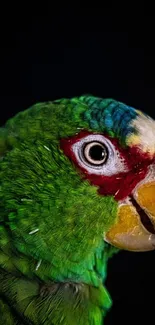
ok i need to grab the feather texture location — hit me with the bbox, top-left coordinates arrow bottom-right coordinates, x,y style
0,95 -> 154,324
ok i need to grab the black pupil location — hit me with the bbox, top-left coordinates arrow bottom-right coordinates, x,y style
89,144 -> 105,161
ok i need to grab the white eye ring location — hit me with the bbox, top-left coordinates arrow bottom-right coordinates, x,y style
72,134 -> 128,176
82,141 -> 108,166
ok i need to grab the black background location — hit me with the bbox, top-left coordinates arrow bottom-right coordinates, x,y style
0,4 -> 155,325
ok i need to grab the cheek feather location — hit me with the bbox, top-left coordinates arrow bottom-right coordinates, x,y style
97,168 -> 148,200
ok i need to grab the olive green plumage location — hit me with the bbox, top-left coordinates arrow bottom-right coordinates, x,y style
0,96 -> 119,324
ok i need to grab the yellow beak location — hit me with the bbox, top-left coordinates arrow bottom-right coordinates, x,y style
104,181 -> 155,251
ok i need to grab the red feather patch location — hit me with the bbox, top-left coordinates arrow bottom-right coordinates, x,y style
60,131 -> 153,201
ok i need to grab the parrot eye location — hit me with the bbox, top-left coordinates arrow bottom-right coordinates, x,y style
82,141 -> 108,166
71,134 -> 128,176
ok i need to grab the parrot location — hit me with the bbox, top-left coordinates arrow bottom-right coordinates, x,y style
0,94 -> 155,325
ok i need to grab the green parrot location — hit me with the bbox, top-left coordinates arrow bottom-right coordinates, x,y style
0,95 -> 155,325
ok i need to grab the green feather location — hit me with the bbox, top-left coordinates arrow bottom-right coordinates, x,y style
0,96 -> 121,324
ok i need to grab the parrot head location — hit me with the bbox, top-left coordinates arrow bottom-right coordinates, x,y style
0,95 -> 155,323
59,98 -> 155,253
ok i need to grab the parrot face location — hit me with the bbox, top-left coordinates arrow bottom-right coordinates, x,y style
59,102 -> 155,253
0,95 -> 155,324
60,124 -> 155,252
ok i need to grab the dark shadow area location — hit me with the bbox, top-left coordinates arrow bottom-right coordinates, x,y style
0,5 -> 154,325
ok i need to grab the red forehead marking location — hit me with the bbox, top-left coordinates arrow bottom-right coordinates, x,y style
60,130 -> 153,201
